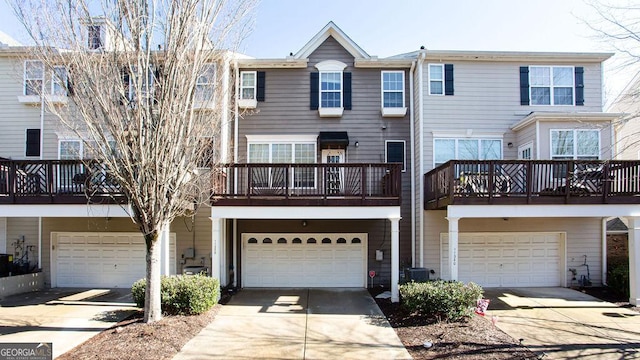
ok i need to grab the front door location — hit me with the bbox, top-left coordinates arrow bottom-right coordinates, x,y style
322,149 -> 345,195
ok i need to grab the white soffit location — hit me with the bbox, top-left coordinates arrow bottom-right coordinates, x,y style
211,206 -> 401,219
511,112 -> 623,131
447,205 -> 640,219
0,204 -> 131,217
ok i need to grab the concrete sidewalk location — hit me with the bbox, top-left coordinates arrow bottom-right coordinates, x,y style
173,288 -> 410,360
485,287 -> 640,359
0,288 -> 137,359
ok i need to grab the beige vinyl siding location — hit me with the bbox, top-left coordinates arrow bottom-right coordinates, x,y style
423,214 -> 603,286
171,208 -> 213,272
609,90 -> 639,160
421,61 -> 605,172
6,217 -> 39,269
514,123 -> 536,158
237,36 -> 412,284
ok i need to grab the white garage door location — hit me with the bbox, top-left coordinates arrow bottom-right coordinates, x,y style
54,232 -> 176,288
243,233 -> 367,287
441,232 -> 563,287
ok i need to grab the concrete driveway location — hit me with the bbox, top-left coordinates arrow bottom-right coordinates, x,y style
0,288 -> 138,359
174,288 -> 410,360
485,287 -> 640,359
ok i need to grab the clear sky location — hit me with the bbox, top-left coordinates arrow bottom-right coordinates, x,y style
0,0 -> 633,103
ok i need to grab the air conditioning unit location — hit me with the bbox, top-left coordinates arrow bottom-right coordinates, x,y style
404,267 -> 429,282
183,266 -> 207,275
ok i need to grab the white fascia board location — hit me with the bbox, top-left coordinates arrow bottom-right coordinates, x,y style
0,204 -> 132,217
211,206 -> 401,220
511,112 -> 623,131
423,50 -> 613,63
294,21 -> 369,60
236,58 -> 308,68
447,204 -> 640,219
245,134 -> 318,142
354,59 -> 413,68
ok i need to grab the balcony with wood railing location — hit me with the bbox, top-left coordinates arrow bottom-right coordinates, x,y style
0,159 -> 127,204
211,163 -> 402,206
424,160 -> 640,210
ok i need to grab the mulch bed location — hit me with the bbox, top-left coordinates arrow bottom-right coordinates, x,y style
371,288 -> 537,360
57,306 -> 220,360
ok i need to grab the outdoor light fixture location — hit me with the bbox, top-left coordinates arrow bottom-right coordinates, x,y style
354,141 -> 359,147
302,220 -> 308,227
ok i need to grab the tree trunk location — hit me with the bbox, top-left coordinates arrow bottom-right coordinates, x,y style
144,231 -> 162,323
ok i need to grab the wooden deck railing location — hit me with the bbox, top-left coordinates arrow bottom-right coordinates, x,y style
424,160 -> 640,210
211,163 -> 402,206
0,159 -> 126,204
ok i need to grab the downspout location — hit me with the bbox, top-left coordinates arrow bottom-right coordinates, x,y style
418,51 -> 426,268
409,59 -> 416,267
232,61 -> 240,288
38,90 -> 44,270
602,217 -> 613,285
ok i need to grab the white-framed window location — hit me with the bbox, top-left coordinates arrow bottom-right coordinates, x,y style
550,129 -> 600,160
195,63 -> 216,102
24,60 -> 44,96
434,138 -> 502,167
385,140 -> 406,172
429,64 -> 444,95
247,138 -> 316,188
51,66 -> 68,96
530,66 -> 574,106
87,25 -> 103,50
381,71 -> 404,108
240,71 -> 256,100
58,139 -> 83,159
320,72 -> 342,108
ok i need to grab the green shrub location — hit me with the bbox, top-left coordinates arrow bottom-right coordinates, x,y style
399,280 -> 483,322
131,274 -> 220,315
608,263 -> 630,298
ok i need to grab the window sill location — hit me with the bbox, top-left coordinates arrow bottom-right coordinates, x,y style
381,107 -> 407,118
193,101 -> 216,110
318,107 -> 343,118
238,98 -> 257,109
17,95 -> 41,105
17,95 -> 69,105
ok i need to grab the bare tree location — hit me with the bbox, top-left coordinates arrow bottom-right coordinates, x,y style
581,0 -> 640,158
11,0 -> 255,323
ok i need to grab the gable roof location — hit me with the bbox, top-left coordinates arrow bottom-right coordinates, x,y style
294,21 -> 369,60
0,30 -> 22,48
607,217 -> 628,232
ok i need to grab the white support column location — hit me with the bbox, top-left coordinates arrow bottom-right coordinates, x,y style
390,216 -> 401,303
211,217 -> 222,281
0,217 -> 6,253
446,217 -> 460,281
629,217 -> 640,305
160,223 -> 170,276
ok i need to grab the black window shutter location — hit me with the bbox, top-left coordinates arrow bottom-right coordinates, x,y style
256,71 -> 265,102
67,67 -> 74,96
120,68 -> 131,104
575,67 -> 584,106
444,64 -> 454,95
520,66 -> 530,105
310,72 -> 319,110
343,72 -> 352,110
26,129 -> 40,157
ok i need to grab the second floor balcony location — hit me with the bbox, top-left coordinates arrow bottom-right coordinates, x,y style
0,159 -> 126,204
425,160 -> 640,210
212,163 -> 402,206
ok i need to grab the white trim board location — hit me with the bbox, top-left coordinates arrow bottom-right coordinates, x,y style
211,206 -> 401,219
447,204 -> 640,219
0,204 -> 131,217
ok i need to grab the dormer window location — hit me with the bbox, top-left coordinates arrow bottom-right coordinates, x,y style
88,25 -> 103,50
312,60 -> 350,117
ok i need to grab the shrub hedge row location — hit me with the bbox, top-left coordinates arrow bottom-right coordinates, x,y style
131,274 -> 219,315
